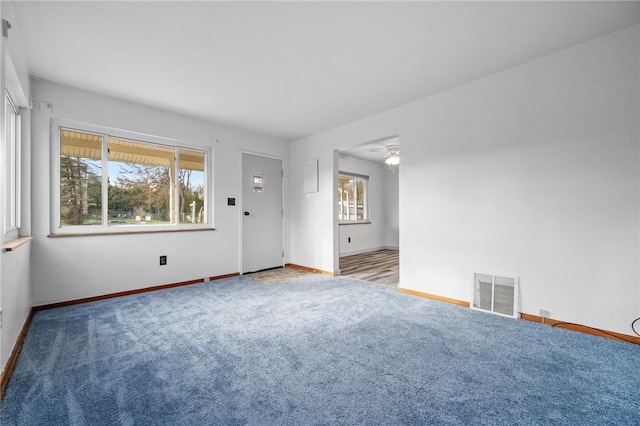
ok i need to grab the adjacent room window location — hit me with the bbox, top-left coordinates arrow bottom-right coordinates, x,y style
4,93 -> 21,240
338,173 -> 368,223
54,122 -> 210,234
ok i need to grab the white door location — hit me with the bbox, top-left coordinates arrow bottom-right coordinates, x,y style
242,153 -> 284,273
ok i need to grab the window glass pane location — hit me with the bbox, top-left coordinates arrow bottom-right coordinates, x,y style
5,96 -> 17,231
339,175 -> 357,221
178,149 -> 206,224
108,138 -> 174,225
356,178 -> 367,220
60,130 -> 103,226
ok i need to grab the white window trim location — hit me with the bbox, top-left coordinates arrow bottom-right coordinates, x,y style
4,93 -> 20,241
51,118 -> 213,235
338,171 -> 369,224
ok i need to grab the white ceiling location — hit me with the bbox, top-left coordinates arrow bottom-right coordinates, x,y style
10,1 -> 640,142
340,137 -> 399,165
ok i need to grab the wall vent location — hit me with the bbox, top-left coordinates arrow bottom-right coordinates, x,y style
472,273 -> 519,318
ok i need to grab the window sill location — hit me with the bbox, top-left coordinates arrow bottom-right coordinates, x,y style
339,221 -> 371,226
48,227 -> 215,238
3,236 -> 33,252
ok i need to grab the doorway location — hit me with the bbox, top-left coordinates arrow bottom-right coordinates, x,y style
241,153 -> 284,274
334,136 -> 400,286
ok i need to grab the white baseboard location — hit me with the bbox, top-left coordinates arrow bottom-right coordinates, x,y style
339,246 -> 398,257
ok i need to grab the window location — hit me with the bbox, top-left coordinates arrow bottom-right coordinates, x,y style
338,173 -> 368,223
4,93 -> 20,240
54,121 -> 210,234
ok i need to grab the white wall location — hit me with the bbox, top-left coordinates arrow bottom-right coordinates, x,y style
383,166 -> 399,249
290,25 -> 640,336
1,243 -> 30,371
30,80 -> 289,305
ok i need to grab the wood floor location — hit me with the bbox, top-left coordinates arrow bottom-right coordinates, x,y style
339,249 -> 399,287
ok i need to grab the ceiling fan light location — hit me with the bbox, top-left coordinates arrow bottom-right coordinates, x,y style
385,154 -> 399,166
385,145 -> 400,167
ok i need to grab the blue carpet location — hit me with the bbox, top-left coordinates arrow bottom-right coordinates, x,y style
1,275 -> 639,425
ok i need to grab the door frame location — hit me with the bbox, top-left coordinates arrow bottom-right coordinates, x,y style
238,150 -> 285,275
333,135 -> 401,278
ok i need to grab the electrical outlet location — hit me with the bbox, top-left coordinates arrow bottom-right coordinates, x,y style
539,309 -> 550,318
204,277 -> 210,282
159,255 -> 167,266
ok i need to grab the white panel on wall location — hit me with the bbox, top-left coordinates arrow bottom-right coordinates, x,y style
303,159 -> 318,193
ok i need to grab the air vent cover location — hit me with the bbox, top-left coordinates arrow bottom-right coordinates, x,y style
472,273 -> 519,318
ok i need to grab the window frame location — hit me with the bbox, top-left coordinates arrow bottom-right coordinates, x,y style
51,119 -> 213,235
4,92 -> 21,241
338,171 -> 370,224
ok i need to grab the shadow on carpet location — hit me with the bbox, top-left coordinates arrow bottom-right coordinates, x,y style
2,275 -> 639,425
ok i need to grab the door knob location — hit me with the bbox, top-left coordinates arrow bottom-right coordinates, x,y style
244,211 -> 250,216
